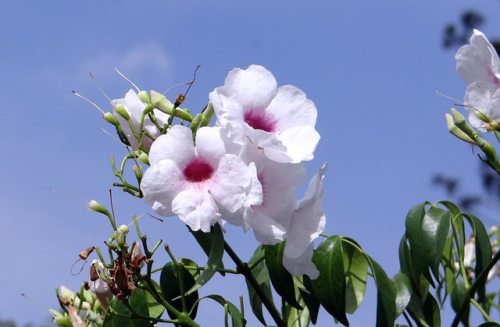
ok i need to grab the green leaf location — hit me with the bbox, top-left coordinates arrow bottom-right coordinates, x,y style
178,258 -> 200,281
393,272 -> 411,317
427,209 -> 451,281
311,235 -> 348,326
189,225 -> 225,275
283,292 -> 310,327
160,262 -> 199,320
450,278 -> 469,327
405,203 -> 434,290
264,242 -> 302,310
298,275 -> 320,324
246,245 -> 274,326
143,280 -> 164,319
422,294 -> 440,327
398,236 -> 412,278
202,295 -> 246,327
342,237 -> 368,314
103,288 -> 151,327
463,213 -> 492,302
185,223 -> 225,296
441,235 -> 456,298
406,292 -> 441,327
367,256 -> 397,327
478,323 -> 500,327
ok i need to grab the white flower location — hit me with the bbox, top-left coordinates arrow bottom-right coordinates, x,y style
283,163 -> 327,279
209,65 -> 320,163
89,260 -> 113,311
141,125 -> 259,232
111,89 -> 169,150
456,29 -> 500,131
238,141 -> 307,244
220,139 -> 326,278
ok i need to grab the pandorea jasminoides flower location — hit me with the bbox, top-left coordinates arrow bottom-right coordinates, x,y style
225,140 -> 307,244
209,65 -> 320,163
111,89 -> 169,150
456,29 -> 500,131
221,140 -> 326,278
283,163 -> 327,278
141,125 -> 260,232
89,260 -> 113,311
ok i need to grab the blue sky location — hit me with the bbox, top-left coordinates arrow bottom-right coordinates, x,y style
2,1 -> 500,326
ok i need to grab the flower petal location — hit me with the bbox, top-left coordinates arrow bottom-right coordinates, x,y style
283,243 -> 319,278
172,188 -> 220,232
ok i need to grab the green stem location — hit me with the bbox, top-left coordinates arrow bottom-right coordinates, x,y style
470,297 -> 493,322
223,241 -> 286,327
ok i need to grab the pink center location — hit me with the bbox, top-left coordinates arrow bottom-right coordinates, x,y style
183,158 -> 214,183
244,109 -> 277,133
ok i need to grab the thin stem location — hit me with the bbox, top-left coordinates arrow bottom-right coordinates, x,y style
470,297 -> 493,322
223,241 -> 286,327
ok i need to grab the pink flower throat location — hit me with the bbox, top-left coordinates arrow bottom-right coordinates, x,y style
183,158 -> 214,182
244,109 -> 276,133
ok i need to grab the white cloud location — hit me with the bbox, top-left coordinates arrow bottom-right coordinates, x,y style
79,41 -> 172,82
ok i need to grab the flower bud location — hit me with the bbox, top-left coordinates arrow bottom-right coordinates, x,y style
50,310 -> 69,325
200,102 -> 215,127
113,103 -> 131,120
133,164 -> 143,182
451,108 -> 478,140
103,112 -> 120,127
138,90 -> 151,104
88,200 -> 111,216
136,151 -> 150,165
446,113 -> 476,145
114,224 -> 129,248
151,90 -> 193,121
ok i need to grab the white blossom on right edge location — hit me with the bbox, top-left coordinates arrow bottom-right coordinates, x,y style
209,65 -> 320,163
456,29 -> 500,131
283,163 -> 327,279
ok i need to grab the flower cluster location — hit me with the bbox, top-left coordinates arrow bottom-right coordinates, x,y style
456,29 -> 500,132
116,65 -> 326,278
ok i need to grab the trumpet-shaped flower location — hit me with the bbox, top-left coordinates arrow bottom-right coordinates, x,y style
209,65 -> 320,163
141,125 -> 259,232
111,89 -> 169,150
456,29 -> 500,131
283,163 -> 327,278
220,140 -> 326,278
